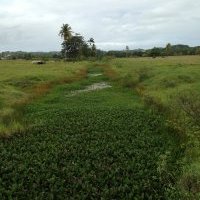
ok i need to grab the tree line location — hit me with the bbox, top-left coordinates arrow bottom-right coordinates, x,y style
1,23 -> 200,60
107,43 -> 200,58
1,44 -> 200,61
0,51 -> 62,60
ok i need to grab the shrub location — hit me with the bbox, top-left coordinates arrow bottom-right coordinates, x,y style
136,67 -> 152,82
178,75 -> 194,83
161,79 -> 177,88
121,74 -> 139,88
176,91 -> 200,129
143,94 -> 167,113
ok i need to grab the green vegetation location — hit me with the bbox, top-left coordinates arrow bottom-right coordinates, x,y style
108,56 -> 200,104
1,44 -> 199,61
60,24 -> 97,61
106,44 -> 200,58
0,67 -> 183,199
0,60 -> 87,135
0,56 -> 199,198
105,56 -> 200,198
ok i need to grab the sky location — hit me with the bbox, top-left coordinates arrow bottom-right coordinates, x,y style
0,0 -> 200,51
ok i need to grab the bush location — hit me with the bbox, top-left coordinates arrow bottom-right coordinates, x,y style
161,79 -> 177,88
176,91 -> 200,129
136,67 -> 152,82
143,94 -> 167,113
178,75 -> 194,83
121,74 -> 139,88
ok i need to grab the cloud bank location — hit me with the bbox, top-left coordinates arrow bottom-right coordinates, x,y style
0,0 -> 199,51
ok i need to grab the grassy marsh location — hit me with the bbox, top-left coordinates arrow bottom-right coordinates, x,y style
0,57 -> 199,198
105,56 -> 200,198
0,67 -> 183,199
0,60 -> 87,136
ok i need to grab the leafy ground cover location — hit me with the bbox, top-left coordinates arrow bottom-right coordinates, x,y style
0,60 -> 87,135
104,56 -> 200,198
0,66 -> 183,199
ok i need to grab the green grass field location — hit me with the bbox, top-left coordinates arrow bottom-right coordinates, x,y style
109,56 -> 200,103
0,57 -> 199,199
0,60 -> 87,135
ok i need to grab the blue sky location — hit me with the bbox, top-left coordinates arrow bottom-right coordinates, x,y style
0,0 -> 200,51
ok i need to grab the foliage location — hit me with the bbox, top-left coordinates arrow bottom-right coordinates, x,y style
59,24 -> 97,60
105,56 -> 200,197
0,57 -> 199,198
59,24 -> 72,41
165,43 -> 172,56
105,45 -> 200,58
175,90 -> 200,129
0,51 -> 63,60
0,70 -> 183,199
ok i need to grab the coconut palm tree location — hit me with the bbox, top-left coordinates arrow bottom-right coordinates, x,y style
59,24 -> 73,41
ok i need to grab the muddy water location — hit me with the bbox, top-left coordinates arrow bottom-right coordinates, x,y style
66,82 -> 112,97
88,73 -> 102,77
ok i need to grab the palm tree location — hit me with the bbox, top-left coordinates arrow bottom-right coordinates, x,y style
59,24 -> 72,41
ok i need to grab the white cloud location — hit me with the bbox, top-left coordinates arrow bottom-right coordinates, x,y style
0,0 -> 199,51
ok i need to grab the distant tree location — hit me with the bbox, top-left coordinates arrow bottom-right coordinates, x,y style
81,43 -> 90,58
165,43 -> 172,56
125,46 -> 130,57
59,24 -> 73,59
59,24 -> 73,41
59,24 -> 97,60
150,47 -> 161,58
88,38 -> 96,57
61,34 -> 85,60
88,38 -> 94,45
91,44 -> 97,57
24,53 -> 32,60
196,47 -> 200,55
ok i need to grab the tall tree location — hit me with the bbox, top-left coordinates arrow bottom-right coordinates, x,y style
61,34 -> 85,60
165,43 -> 172,56
59,24 -> 96,60
91,44 -> 97,57
88,38 -> 96,57
196,47 -> 200,55
59,24 -> 72,41
150,47 -> 161,58
88,38 -> 94,46
125,46 -> 130,57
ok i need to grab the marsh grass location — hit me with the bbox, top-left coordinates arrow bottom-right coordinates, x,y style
0,58 -> 199,197
0,65 -> 183,199
103,56 -> 200,197
0,60 -> 88,136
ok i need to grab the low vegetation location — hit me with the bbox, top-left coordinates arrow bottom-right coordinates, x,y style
103,55 -> 200,198
0,60 -> 87,136
0,69 -> 183,199
0,56 -> 199,198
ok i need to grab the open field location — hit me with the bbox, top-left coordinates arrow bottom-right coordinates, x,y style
108,56 -> 200,103
106,56 -> 200,132
0,57 -> 200,198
